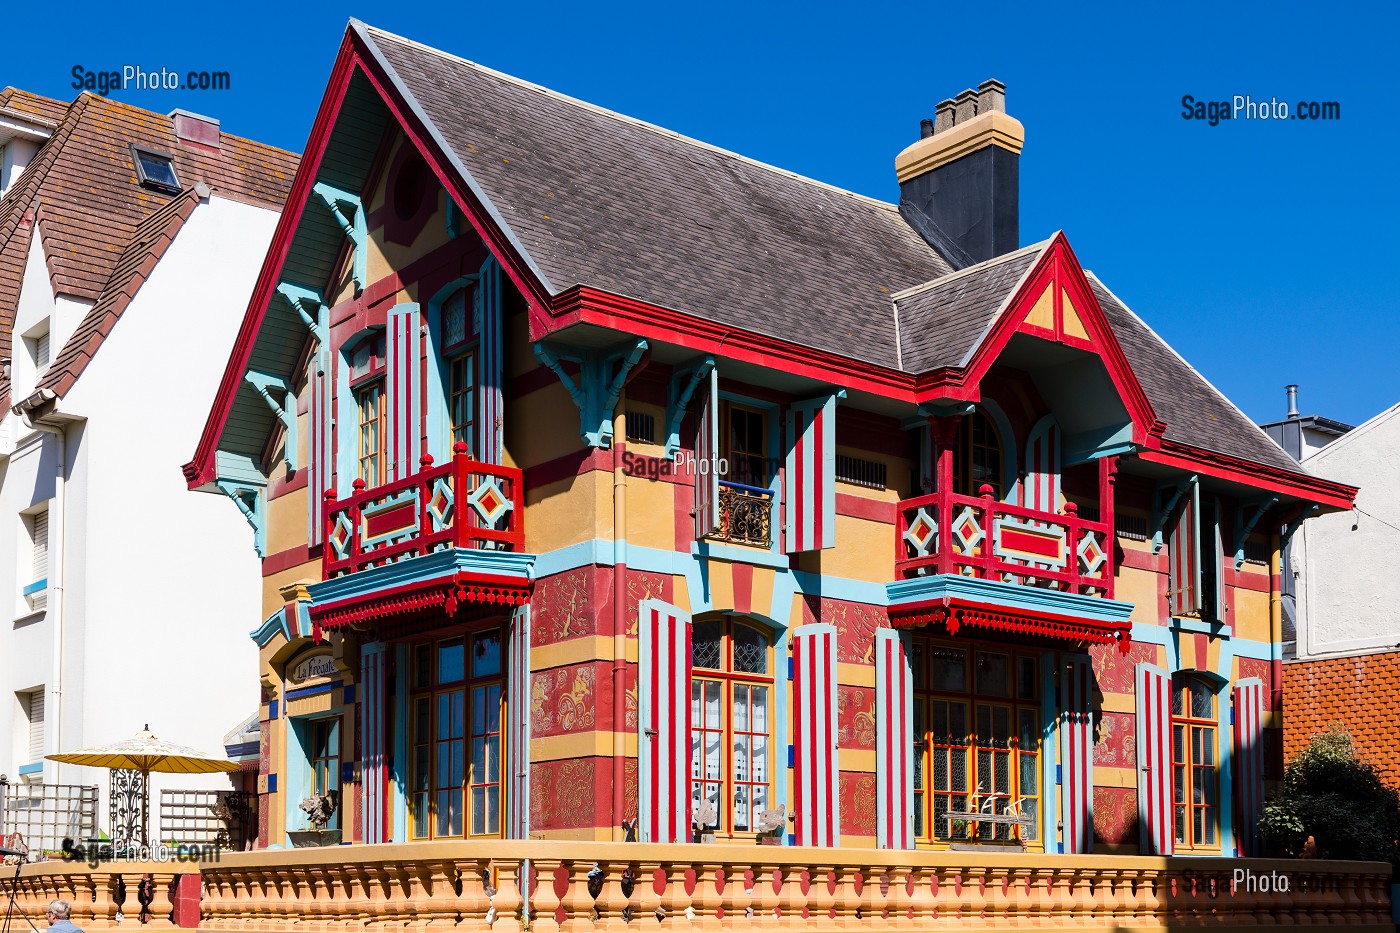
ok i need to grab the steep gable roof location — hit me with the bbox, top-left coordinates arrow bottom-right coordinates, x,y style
0,90 -> 299,407
360,25 -> 954,370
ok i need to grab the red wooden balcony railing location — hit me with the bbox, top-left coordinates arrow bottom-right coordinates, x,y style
323,443 -> 524,579
895,485 -> 1114,598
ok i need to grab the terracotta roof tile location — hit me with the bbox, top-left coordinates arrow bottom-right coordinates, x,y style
0,90 -> 299,404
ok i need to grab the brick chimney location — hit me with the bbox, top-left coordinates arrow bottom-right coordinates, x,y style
169,109 -> 220,149
896,80 -> 1024,268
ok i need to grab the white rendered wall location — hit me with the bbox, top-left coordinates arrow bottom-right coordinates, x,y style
0,194 -> 274,833
1294,403 -> 1400,657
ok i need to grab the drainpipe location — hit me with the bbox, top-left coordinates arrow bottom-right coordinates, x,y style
31,421 -> 66,786
611,395 -> 628,841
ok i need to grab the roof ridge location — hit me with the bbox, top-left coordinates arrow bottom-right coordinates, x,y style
1085,270 -> 1302,468
890,238 -> 1052,302
358,22 -> 906,213
73,92 -> 299,159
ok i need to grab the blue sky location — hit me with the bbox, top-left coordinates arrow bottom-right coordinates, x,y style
13,1 -> 1397,427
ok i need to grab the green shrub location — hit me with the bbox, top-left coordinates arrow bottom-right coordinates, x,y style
1259,724 -> 1400,869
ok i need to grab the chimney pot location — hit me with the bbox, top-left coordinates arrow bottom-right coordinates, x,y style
920,118 -> 934,139
1286,384 -> 1300,418
934,99 -> 956,134
977,79 -> 1007,113
954,89 -> 979,123
168,108 -> 220,149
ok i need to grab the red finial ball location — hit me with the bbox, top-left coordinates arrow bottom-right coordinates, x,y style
352,478 -> 366,491
453,441 -> 469,455
978,483 -> 995,498
323,488 -> 337,500
421,454 -> 435,467
1064,501 -> 1078,515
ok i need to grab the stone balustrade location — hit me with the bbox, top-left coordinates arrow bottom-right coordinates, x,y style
176,841 -> 1393,931
6,861 -> 185,928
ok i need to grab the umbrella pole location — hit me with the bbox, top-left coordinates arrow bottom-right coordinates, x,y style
141,770 -> 150,849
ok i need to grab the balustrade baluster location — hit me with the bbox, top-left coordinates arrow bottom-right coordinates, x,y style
855,868 -> 884,931
879,867 -> 907,931
719,864 -> 752,931
776,866 -> 807,931
751,864 -> 780,930
589,860 -> 629,933
807,866 -> 835,927
632,862 -> 664,928
560,860 -> 600,933
457,857 -> 493,931
903,866 -> 933,927
528,860 -> 564,933
694,862 -> 723,929
489,859 -> 526,933
659,862 -> 692,933
982,867 -> 1009,925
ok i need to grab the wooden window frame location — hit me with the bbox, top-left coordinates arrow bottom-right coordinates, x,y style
1170,675 -> 1220,852
953,411 -> 1004,498
720,400 -> 770,489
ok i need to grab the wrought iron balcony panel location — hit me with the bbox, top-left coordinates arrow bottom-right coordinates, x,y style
713,481 -> 774,549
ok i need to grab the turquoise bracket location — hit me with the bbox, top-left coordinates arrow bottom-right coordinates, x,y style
276,282 -> 327,344
311,182 -> 367,292
1151,476 -> 1195,554
533,338 -> 649,448
445,199 -> 463,239
245,370 -> 299,472
665,357 -> 715,457
215,479 -> 266,557
1234,496 -> 1278,569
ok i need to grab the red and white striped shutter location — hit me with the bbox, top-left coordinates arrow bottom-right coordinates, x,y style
478,257 -> 504,465
875,629 -> 914,849
386,303 -> 423,481
784,395 -> 839,552
308,346 -> 332,542
1135,663 -> 1174,855
1168,483 -> 1201,617
638,600 -> 692,843
507,605 -> 531,840
693,367 -> 719,539
1233,677 -> 1265,856
359,641 -> 388,844
1060,654 -> 1094,853
792,622 -> 840,846
1022,415 -> 1061,512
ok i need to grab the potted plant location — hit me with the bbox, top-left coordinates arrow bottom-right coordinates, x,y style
289,790 -> 341,847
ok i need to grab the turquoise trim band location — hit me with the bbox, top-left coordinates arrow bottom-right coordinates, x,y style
887,574 -> 1135,626
22,579 -> 46,596
307,547 -> 535,607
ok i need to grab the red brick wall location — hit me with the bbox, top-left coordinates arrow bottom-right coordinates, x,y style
1283,651 -> 1400,788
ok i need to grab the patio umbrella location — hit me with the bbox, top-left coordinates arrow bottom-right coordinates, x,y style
47,725 -> 240,847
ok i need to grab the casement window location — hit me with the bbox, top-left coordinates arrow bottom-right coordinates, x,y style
1170,675 -> 1219,850
690,618 -> 773,835
721,401 -> 769,488
131,145 -> 180,193
348,332 -> 388,487
910,640 -> 1041,845
440,286 -> 480,455
22,506 -> 49,612
22,688 -> 44,763
1164,483 -> 1226,621
409,629 -> 504,839
308,717 -> 341,830
952,410 -> 1004,498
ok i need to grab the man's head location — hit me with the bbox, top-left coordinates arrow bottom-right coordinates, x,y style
46,900 -> 72,923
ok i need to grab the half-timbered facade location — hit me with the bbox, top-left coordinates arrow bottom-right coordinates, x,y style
184,21 -> 1356,858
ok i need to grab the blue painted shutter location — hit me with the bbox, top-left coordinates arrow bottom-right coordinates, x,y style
693,366 -> 719,538
1022,415 -> 1061,512
386,303 -> 422,481
478,257 -> 504,465
1060,654 -> 1094,853
308,342 -> 332,543
1136,663 -> 1174,855
784,395 -> 838,552
1233,677 -> 1265,856
507,605 -> 531,840
638,600 -> 691,843
875,628 -> 914,849
792,623 -> 839,846
360,642 -> 388,844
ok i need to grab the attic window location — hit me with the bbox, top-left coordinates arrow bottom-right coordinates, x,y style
132,146 -> 180,193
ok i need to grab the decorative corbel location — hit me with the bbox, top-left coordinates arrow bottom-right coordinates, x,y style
276,282 -> 327,344
1234,495 -> 1278,569
533,338 -> 650,448
215,479 -> 266,557
311,182 -> 367,292
665,357 -> 715,458
1150,476 -> 1195,554
245,370 -> 299,472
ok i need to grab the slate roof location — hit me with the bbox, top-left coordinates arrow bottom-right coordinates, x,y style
894,241 -> 1047,371
0,88 -> 298,407
1087,274 -> 1302,472
362,26 -> 954,371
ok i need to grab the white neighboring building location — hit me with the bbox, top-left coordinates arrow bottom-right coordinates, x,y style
0,87 -> 296,851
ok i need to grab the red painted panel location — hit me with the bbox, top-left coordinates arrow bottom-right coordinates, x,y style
363,502 -> 417,539
838,771 -> 877,839
999,526 -> 1063,559
1093,786 -> 1139,846
1093,711 -> 1137,769
836,685 -> 876,750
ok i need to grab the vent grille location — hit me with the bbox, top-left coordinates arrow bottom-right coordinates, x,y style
1242,537 -> 1271,565
625,410 -> 655,444
836,454 -> 887,490
1117,514 -> 1149,541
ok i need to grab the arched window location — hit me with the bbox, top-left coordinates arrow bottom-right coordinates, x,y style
1171,675 -> 1219,850
440,286 -> 479,455
953,411 -> 1003,498
691,618 -> 773,835
910,638 -> 1041,846
348,332 -> 387,485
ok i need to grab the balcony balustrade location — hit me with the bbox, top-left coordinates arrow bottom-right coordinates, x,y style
713,481 -> 774,549
896,484 -> 1114,598
323,445 -> 524,579
9,841 -> 1390,929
